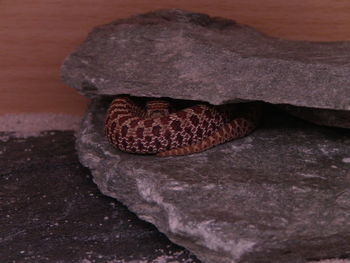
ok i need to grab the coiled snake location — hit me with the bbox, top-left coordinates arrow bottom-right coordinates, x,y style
105,96 -> 262,156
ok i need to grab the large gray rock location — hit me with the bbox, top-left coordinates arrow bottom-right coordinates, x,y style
61,9 -> 350,112
76,97 -> 350,263
61,9 -> 350,262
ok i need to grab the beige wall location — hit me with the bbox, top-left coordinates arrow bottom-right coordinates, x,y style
1,0 -> 350,115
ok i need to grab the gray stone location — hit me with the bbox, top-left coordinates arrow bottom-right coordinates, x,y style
76,97 -> 350,263
61,9 -> 350,112
61,8 -> 350,262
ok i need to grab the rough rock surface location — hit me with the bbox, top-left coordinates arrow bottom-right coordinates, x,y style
0,131 -> 200,263
75,98 -> 350,263
61,9 -> 350,114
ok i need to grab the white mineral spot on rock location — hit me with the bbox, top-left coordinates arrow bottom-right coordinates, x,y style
342,157 -> 350,163
167,185 -> 186,191
319,146 -> 330,155
202,183 -> 216,190
298,172 -> 325,179
166,181 -> 188,191
291,186 -> 309,193
224,140 -> 254,153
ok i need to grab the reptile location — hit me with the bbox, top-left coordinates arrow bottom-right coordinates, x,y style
104,95 -> 262,156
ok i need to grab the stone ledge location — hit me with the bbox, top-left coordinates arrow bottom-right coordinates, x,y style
75,98 -> 350,263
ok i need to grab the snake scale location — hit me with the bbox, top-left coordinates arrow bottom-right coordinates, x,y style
105,96 -> 262,156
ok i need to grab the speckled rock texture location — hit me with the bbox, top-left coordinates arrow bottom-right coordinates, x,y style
75,98 -> 350,263
61,9 -> 350,128
0,131 -> 199,263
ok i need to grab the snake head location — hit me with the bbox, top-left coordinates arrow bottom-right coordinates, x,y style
145,100 -> 173,118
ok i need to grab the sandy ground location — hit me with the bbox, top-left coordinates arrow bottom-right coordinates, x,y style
1,113 -> 349,263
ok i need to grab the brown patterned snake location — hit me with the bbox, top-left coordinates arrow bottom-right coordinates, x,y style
105,96 -> 262,156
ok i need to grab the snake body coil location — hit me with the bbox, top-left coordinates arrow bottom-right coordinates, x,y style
105,96 -> 261,156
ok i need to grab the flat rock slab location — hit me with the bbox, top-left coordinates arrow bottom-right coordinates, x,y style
76,98 -> 350,263
61,9 -> 350,111
0,131 -> 199,263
